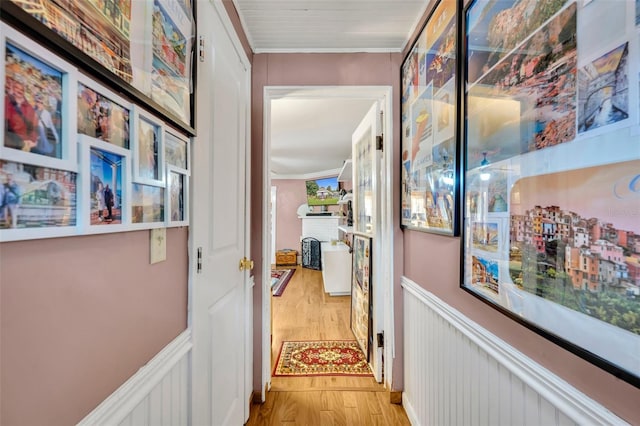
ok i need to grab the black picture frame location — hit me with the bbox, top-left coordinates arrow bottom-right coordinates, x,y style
460,0 -> 640,389
0,1 -> 196,137
400,0 -> 461,236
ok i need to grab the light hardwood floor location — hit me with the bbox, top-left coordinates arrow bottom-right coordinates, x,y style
245,266 -> 410,425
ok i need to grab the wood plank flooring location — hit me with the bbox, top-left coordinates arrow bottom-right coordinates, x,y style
245,266 -> 410,425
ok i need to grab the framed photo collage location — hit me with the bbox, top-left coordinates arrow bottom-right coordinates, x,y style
401,0 -> 640,388
1,22 -> 190,242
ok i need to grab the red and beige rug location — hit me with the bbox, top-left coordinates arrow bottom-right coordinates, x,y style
271,268 -> 295,297
273,340 -> 372,377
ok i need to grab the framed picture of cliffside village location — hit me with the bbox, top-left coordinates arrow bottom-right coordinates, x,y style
461,0 -> 640,387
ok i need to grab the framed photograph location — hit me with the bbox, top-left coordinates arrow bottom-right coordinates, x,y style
352,105 -> 377,237
462,0 -> 640,388
150,0 -> 194,124
351,234 -> 372,361
131,183 -> 165,229
132,107 -> 165,186
164,129 -> 189,171
166,166 -> 188,227
165,166 -> 189,226
0,23 -> 78,171
10,0 -> 133,83
78,136 -> 130,234
77,74 -> 131,149
3,0 -> 196,137
0,159 -> 78,242
400,0 -> 459,236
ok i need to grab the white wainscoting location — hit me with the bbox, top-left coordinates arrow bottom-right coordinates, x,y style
401,277 -> 626,426
77,330 -> 192,426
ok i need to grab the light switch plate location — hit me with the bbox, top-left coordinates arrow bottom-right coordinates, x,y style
150,228 -> 167,264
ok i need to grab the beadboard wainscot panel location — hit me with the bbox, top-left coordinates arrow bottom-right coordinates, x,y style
401,277 -> 627,426
77,330 -> 192,426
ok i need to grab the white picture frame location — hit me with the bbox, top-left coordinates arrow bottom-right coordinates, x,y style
164,128 -> 189,173
166,165 -> 188,227
76,73 -> 133,150
129,182 -> 165,230
132,106 -> 165,186
0,159 -> 79,242
78,135 -> 131,235
0,23 -> 78,172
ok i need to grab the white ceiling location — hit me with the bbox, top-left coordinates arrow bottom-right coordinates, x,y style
270,97 -> 375,178
233,0 -> 431,178
232,0 -> 430,53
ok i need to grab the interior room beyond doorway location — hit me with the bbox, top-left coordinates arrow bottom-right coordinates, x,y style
264,86 -> 395,393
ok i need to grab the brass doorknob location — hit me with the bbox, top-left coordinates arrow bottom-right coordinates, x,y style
239,257 -> 254,271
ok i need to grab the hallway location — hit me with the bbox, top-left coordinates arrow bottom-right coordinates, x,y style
245,266 -> 410,424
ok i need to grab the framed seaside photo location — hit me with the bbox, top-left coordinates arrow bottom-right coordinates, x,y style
77,74 -> 131,149
151,0 -> 194,124
131,183 -> 165,229
166,166 -> 188,227
0,23 -> 78,172
0,159 -> 78,242
400,0 -> 459,236
9,0 -> 133,83
164,129 -> 189,172
462,0 -> 640,387
351,234 -> 372,361
132,107 -> 165,186
78,136 -> 130,234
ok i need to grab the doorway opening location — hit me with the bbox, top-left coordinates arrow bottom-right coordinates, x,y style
262,86 -> 395,396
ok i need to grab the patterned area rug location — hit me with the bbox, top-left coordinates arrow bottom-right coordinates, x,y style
271,269 -> 295,297
273,340 -> 372,377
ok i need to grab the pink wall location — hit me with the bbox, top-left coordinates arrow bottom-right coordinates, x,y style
396,1 -> 640,423
272,178 -> 343,254
251,52 -> 404,392
272,179 -> 305,254
403,232 -> 640,423
0,228 -> 188,425
239,4 -> 640,423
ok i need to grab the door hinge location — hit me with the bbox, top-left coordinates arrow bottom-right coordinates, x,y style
377,332 -> 384,348
376,135 -> 384,151
197,247 -> 202,273
198,36 -> 205,62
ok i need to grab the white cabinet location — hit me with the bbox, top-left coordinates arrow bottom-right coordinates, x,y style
321,242 -> 351,296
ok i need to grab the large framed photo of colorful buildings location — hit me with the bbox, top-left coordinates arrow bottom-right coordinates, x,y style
400,0 -> 459,236
5,0 -> 195,132
461,0 -> 640,387
150,0 -> 194,124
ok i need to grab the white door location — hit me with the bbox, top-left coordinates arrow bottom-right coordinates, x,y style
351,103 -> 384,382
191,1 -> 251,425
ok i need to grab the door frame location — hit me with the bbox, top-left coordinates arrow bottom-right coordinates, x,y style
262,86 -> 394,393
